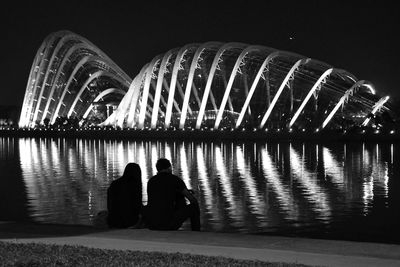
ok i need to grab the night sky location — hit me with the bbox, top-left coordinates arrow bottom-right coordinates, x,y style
1,0 -> 399,108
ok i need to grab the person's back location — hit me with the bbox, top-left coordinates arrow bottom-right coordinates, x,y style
146,171 -> 186,229
107,163 -> 142,228
145,158 -> 200,231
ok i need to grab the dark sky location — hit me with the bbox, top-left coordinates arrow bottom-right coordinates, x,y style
1,0 -> 399,107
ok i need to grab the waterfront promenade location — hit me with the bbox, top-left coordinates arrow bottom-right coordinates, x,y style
1,222 -> 400,267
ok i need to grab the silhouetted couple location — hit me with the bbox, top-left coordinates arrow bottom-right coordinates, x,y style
107,158 -> 200,231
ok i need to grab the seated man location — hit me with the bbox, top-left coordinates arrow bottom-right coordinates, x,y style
145,158 -> 200,231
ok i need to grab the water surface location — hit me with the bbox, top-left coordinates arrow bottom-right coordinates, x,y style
0,137 -> 399,243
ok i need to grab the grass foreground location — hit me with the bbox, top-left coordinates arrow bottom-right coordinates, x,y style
0,241 -> 312,267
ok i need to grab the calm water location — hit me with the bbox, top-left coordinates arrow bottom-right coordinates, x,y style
1,137 -> 399,243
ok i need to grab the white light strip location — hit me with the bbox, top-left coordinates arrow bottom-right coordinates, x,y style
214,46 -> 261,129
236,51 -> 280,128
289,68 -> 333,128
259,58 -> 310,129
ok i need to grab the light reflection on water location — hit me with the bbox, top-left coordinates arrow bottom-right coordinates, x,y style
1,137 -> 398,238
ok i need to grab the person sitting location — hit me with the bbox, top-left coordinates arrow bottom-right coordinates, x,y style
144,158 -> 200,231
107,162 -> 143,228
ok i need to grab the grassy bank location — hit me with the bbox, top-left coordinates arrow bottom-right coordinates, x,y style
0,241 -> 312,267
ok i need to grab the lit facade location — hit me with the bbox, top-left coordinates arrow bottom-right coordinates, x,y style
20,31 -> 392,130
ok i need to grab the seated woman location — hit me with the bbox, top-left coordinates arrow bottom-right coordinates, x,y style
107,163 -> 143,228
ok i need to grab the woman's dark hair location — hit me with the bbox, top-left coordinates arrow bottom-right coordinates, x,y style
156,158 -> 171,171
122,163 -> 142,196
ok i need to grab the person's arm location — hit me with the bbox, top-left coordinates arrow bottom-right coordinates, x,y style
181,188 -> 198,205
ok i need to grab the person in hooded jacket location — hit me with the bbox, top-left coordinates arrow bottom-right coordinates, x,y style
107,163 -> 143,228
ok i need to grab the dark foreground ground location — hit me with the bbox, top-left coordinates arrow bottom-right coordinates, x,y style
1,222 -> 400,267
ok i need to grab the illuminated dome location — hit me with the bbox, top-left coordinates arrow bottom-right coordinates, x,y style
20,31 -> 393,131
19,31 -> 131,128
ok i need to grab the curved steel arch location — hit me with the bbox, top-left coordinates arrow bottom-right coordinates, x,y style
51,55 -> 112,123
214,45 -> 264,130
179,42 -> 222,129
235,50 -> 280,128
51,55 -> 91,124
195,42 -> 246,129
165,44 -> 199,128
289,68 -> 336,128
362,96 -> 390,127
22,33 -> 61,127
20,33 -> 394,131
81,88 -> 125,119
103,63 -> 149,127
67,70 -> 128,118
150,49 -> 176,128
259,58 -> 311,129
31,33 -> 83,125
126,64 -> 150,127
41,43 -> 93,124
138,56 -> 162,128
19,39 -> 49,127
321,80 -> 371,129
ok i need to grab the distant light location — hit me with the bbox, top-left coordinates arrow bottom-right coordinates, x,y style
302,129 -> 306,132
390,130 -> 395,134
265,128 -> 268,132
315,128 -> 320,133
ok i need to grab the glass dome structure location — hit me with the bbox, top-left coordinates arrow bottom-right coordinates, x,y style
20,31 -> 393,131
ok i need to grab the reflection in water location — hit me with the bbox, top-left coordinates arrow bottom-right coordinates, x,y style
7,137 -> 397,235
236,145 -> 266,218
289,144 -> 331,220
261,145 -> 299,221
215,145 -> 242,227
322,147 -> 345,190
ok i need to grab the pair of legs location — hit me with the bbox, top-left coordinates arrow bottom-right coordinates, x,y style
168,202 -> 201,231
143,202 -> 200,231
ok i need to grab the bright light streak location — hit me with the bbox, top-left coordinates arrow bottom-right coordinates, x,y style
236,146 -> 265,216
322,147 -> 345,189
214,46 -> 261,130
180,144 -> 191,188
259,58 -> 310,129
151,51 -> 174,129
289,68 -> 333,128
289,145 -> 331,219
236,51 -> 280,128
362,96 -> 390,126
261,145 -> 298,220
196,145 -> 215,217
215,146 -> 240,221
138,143 -> 148,204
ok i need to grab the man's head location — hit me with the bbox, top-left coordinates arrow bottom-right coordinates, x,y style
156,158 -> 172,173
